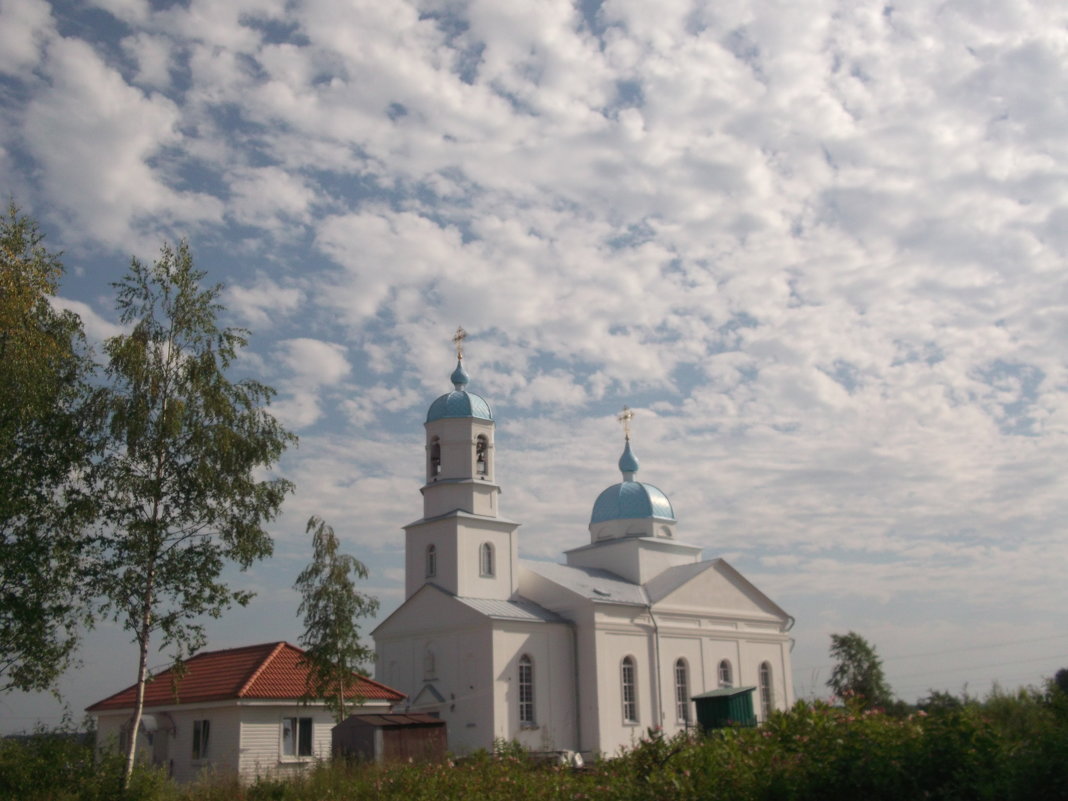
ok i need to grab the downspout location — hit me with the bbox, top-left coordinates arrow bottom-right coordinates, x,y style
569,621 -> 582,754
647,602 -> 664,729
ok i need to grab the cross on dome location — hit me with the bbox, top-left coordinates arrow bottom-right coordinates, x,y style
617,405 -> 634,440
453,326 -> 467,360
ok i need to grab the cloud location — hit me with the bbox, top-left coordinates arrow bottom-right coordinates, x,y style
4,0 -> 1068,728
223,276 -> 304,327
23,36 -> 223,248
0,0 -> 54,75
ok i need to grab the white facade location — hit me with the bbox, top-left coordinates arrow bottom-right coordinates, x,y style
94,702 -> 343,784
374,354 -> 795,757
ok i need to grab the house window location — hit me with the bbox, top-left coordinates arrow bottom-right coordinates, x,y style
429,437 -> 441,479
759,662 -> 773,720
426,544 -> 437,578
621,656 -> 638,724
282,716 -> 313,757
480,542 -> 494,577
476,435 -> 488,475
674,659 -> 690,724
719,659 -> 733,688
518,654 -> 535,725
192,719 -> 210,760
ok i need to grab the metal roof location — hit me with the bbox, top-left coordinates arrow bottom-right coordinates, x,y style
692,686 -> 757,699
455,596 -> 566,623
522,560 -> 648,605
591,480 -> 676,523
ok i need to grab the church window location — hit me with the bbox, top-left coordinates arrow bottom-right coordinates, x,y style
425,544 -> 436,577
476,435 -> 488,475
674,659 -> 690,724
429,438 -> 441,479
759,662 -> 773,719
719,659 -> 733,687
621,656 -> 638,724
518,654 -> 535,725
480,542 -> 495,577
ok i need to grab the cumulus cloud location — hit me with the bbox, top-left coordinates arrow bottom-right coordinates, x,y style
4,0 -> 1068,729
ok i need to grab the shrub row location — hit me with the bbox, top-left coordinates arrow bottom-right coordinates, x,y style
4,690 -> 1068,801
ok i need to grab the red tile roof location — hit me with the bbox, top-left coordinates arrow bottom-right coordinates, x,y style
87,642 -> 404,712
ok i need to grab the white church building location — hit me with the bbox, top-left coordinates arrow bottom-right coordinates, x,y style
373,338 -> 795,757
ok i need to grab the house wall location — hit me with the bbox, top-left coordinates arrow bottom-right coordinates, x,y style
237,704 -> 337,780
95,704 -> 243,784
94,700 -> 393,783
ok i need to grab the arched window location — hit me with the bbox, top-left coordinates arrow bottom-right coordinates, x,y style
480,542 -> 495,577
429,437 -> 441,478
476,435 -> 488,475
423,646 -> 436,681
425,544 -> 436,578
674,658 -> 690,724
759,661 -> 773,719
718,659 -> 733,688
518,654 -> 535,725
621,656 -> 638,723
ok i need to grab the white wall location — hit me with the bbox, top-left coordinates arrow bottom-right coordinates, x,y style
490,622 -> 575,751
237,704 -> 336,780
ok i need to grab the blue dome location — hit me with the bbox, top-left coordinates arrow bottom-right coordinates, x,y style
426,390 -> 493,422
591,481 -> 676,524
426,358 -> 493,422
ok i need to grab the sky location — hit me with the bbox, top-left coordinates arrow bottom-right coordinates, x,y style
2,0 -> 1068,733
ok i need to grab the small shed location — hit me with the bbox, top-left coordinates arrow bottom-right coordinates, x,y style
692,687 -> 758,731
333,713 -> 447,763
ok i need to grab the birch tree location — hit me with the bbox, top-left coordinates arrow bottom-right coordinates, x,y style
294,516 -> 379,723
97,241 -> 294,780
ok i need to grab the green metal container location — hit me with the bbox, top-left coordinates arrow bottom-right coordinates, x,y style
692,686 -> 758,730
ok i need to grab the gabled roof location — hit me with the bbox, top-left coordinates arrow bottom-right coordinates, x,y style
86,641 -> 404,712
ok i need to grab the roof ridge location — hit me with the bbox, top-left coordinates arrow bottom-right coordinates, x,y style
237,641 -> 289,697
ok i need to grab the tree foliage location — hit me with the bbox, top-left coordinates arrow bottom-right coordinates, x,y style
295,515 -> 379,723
95,241 -> 295,779
827,631 -> 894,709
0,202 -> 100,693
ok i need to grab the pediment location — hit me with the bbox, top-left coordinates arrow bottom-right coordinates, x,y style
646,559 -> 789,623
373,583 -> 487,639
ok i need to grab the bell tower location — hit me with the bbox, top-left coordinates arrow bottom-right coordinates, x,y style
403,329 -> 520,600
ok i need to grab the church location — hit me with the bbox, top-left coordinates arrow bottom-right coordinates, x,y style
373,333 -> 795,757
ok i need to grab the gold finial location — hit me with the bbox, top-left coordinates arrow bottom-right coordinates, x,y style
452,326 -> 467,359
617,405 -> 634,440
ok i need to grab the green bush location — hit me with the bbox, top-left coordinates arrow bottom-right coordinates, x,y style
4,691 -> 1068,801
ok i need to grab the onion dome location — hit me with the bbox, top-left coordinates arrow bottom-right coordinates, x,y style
590,440 -> 675,524
426,359 -> 493,422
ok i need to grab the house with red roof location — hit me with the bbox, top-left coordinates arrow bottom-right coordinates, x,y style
87,641 -> 405,783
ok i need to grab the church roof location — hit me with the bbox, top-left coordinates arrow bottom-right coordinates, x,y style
590,481 -> 675,523
455,596 -> 567,623
426,359 -> 493,422
86,642 -> 404,712
522,560 -> 648,605
590,437 -> 676,524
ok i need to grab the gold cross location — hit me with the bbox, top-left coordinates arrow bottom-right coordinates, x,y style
452,326 -> 467,359
617,405 -> 634,440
